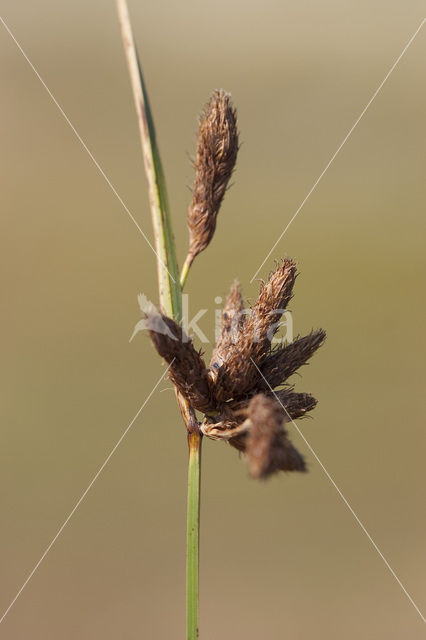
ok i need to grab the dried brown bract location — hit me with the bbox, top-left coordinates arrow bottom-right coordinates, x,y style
186,90 -> 239,266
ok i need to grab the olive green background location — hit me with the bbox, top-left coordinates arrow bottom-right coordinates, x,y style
1,1 -> 425,638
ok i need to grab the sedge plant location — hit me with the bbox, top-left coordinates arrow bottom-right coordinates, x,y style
116,2 -> 325,638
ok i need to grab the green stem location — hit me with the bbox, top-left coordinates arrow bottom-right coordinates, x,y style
116,0 -> 181,320
116,3 -> 201,637
180,254 -> 193,289
187,431 -> 202,640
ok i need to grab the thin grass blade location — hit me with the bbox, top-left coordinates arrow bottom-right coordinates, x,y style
116,0 -> 181,319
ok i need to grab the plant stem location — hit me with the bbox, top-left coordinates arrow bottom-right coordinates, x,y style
180,254 -> 193,289
116,0 -> 181,320
187,431 -> 202,640
116,2 -> 201,636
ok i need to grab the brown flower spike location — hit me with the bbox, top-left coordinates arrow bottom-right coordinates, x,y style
146,261 -> 325,479
246,395 -> 306,478
140,88 -> 325,479
210,279 -> 245,373
185,90 -> 239,269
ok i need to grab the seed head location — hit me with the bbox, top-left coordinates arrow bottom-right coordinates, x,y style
213,259 -> 297,400
229,389 -> 317,421
142,258 -> 324,479
245,394 -> 306,478
210,279 -> 245,374
260,329 -> 326,390
186,90 -> 239,265
145,309 -> 212,413
270,389 -> 318,419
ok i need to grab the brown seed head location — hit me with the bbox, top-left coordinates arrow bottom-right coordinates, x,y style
260,329 -> 326,390
210,279 -> 245,373
228,388 -> 317,421
245,394 -> 306,478
247,259 -> 297,358
212,260 -> 297,400
271,389 -> 318,419
146,310 -> 213,412
186,90 -> 239,263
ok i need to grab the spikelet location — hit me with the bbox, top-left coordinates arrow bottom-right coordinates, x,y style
245,394 -> 306,478
260,329 -> 326,390
145,309 -> 213,413
270,389 -> 318,418
185,90 -> 239,267
210,279 -> 245,374
228,389 -> 317,421
212,260 -> 297,400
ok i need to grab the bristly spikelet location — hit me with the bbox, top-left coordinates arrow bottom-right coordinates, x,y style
210,279 -> 245,374
228,389 -> 317,421
186,90 -> 239,265
245,394 -> 306,478
260,329 -> 326,390
212,260 -> 297,401
270,389 -> 317,419
247,259 -> 297,358
145,309 -> 213,412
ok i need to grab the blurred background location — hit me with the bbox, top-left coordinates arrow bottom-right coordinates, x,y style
0,1 -> 425,637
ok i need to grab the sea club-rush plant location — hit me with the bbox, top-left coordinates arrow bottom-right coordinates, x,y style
116,1 -> 325,637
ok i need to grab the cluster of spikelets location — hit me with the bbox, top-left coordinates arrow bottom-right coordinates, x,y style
145,263 -> 325,479
144,89 -> 325,479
